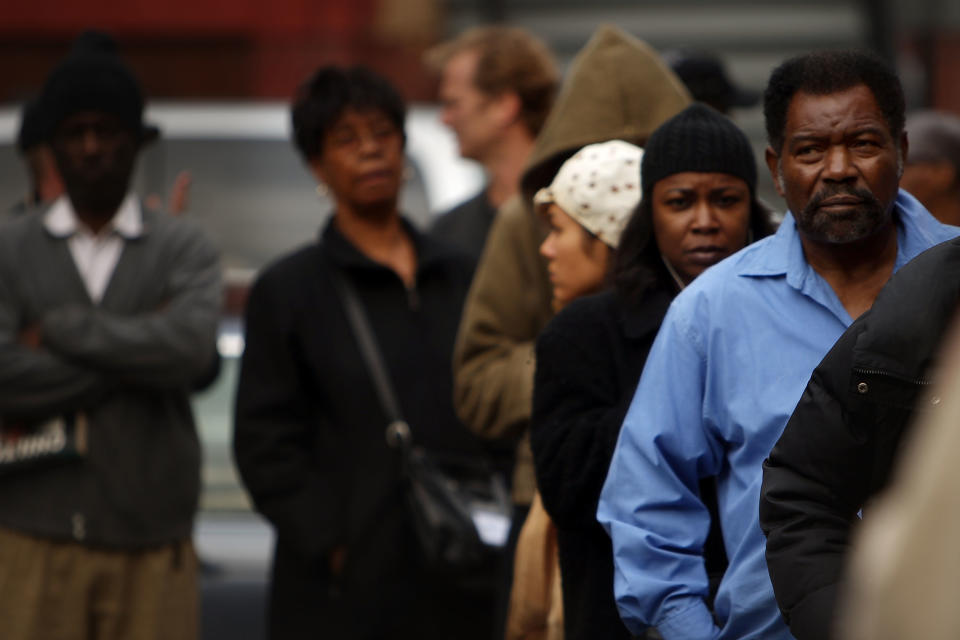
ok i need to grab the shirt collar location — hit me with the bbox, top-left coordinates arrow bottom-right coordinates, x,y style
732,212 -> 805,280
44,194 -> 143,240
735,188 -> 951,281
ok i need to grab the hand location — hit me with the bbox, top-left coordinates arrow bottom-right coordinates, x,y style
168,171 -> 192,216
143,170 -> 192,216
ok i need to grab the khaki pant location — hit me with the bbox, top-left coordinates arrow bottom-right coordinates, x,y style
0,526 -> 198,640
505,492 -> 564,640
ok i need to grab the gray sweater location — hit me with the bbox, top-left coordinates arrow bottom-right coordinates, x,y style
0,205 -> 221,548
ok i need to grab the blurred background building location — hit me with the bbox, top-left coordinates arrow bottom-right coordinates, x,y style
3,0 -> 959,105
4,0 -> 960,210
3,0 -> 960,214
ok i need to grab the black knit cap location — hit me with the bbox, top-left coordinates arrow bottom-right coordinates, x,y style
38,47 -> 144,142
641,103 -> 757,197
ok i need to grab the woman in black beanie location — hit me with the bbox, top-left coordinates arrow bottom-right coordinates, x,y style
529,103 -> 775,640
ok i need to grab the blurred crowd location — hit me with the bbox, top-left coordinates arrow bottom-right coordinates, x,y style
3,22 -> 960,640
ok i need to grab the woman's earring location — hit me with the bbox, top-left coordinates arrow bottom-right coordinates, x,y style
316,183 -> 329,199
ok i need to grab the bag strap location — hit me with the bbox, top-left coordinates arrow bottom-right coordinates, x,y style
323,248 -> 412,450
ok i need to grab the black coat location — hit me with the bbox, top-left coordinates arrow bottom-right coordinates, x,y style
428,191 -> 496,275
234,219 -> 493,639
530,288 -> 672,640
531,286 -> 729,640
760,236 -> 960,640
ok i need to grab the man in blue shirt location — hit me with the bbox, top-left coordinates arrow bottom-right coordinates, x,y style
597,50 -> 959,640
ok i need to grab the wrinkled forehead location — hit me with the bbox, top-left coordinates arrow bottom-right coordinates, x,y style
783,86 -> 895,145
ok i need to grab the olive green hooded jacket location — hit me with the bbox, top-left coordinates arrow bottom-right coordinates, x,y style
452,25 -> 690,503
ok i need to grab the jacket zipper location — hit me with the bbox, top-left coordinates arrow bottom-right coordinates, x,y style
852,367 -> 933,387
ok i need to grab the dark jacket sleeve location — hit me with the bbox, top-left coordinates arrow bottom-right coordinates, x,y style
0,250 -> 106,419
760,318 -> 875,640
530,306 -> 632,528
233,270 -> 346,562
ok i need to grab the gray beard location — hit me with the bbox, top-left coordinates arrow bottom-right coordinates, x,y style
777,160 -> 900,244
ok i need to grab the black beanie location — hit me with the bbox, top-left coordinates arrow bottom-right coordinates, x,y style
641,103 -> 757,197
38,50 -> 144,141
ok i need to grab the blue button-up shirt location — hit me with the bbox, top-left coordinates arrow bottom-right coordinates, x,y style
597,190 -> 958,640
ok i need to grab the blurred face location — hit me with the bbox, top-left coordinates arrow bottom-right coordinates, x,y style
439,50 -> 504,163
539,204 -> 611,310
900,161 -> 959,223
767,85 -> 906,245
651,172 -> 751,285
310,108 -> 404,219
50,111 -> 139,216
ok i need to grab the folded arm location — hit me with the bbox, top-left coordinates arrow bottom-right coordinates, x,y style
40,229 -> 222,389
0,268 -> 105,418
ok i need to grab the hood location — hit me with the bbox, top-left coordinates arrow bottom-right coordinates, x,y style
520,25 -> 691,204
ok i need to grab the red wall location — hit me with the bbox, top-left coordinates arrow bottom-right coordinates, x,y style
0,0 -> 440,102
931,35 -> 960,113
2,0 -> 371,34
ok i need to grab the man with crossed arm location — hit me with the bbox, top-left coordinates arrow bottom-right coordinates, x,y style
0,46 -> 220,640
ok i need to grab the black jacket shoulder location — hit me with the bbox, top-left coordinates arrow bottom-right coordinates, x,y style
761,236 -> 960,640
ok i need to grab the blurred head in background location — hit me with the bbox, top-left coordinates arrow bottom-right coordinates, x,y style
292,65 -> 407,222
901,110 -> 960,227
428,26 -> 558,163
39,41 -> 146,222
664,49 -> 759,115
428,26 -> 558,209
14,30 -> 124,213
536,140 -> 643,310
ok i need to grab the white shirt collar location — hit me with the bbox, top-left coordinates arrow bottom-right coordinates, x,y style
44,194 -> 144,240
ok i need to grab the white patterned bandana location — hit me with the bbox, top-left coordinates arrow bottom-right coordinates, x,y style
534,139 -> 643,249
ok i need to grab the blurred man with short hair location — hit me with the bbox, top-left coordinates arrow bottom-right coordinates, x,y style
427,26 -> 558,267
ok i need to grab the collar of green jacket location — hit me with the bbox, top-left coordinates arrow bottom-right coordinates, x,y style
520,25 -> 691,206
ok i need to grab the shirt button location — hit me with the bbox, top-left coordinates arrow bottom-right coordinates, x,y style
931,395 -> 942,406
72,513 -> 86,541
857,382 -> 869,394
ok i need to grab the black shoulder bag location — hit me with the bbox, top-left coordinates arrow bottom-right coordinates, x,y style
328,267 -> 511,574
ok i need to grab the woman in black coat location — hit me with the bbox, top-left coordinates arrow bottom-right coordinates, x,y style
233,65 -> 494,640
530,104 -> 776,639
